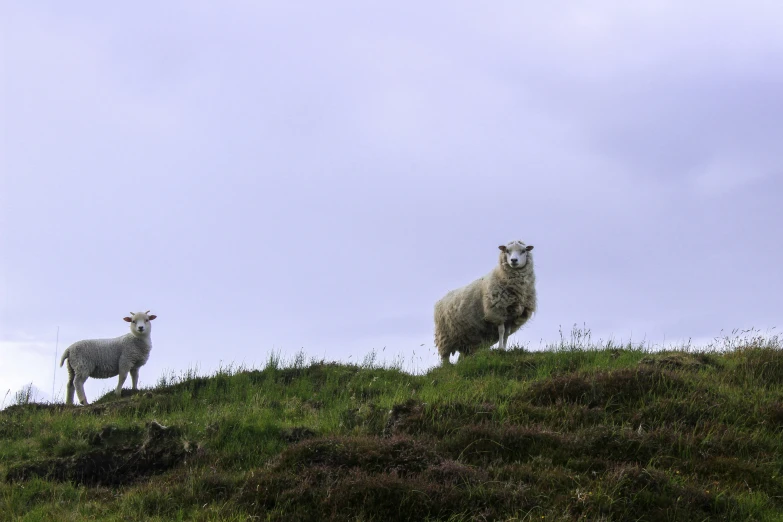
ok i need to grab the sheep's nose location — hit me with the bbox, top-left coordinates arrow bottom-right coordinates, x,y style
510,259 -> 518,264
138,326 -> 145,331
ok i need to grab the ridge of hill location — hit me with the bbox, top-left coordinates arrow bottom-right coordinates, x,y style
2,332 -> 783,521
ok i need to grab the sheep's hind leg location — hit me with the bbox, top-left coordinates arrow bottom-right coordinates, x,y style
116,369 -> 128,397
65,365 -> 76,405
130,368 -> 139,390
497,323 -> 506,350
65,382 -> 75,405
73,374 -> 89,405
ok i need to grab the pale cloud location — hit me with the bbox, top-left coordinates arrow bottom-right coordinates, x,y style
0,340 -> 58,403
690,157 -> 772,197
2,5 -> 185,140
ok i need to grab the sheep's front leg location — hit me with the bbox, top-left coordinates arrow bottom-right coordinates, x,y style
116,369 -> 128,397
503,321 -> 512,348
130,368 -> 139,390
497,323 -> 506,350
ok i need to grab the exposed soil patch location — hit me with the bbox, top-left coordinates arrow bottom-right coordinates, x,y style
5,421 -> 193,486
88,424 -> 144,447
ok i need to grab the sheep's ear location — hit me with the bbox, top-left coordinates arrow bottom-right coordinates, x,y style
498,245 -> 507,252
526,245 -> 534,251
149,315 -> 157,321
123,317 -> 132,322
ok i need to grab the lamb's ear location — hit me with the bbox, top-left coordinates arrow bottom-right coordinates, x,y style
498,245 -> 507,252
123,317 -> 132,322
526,245 -> 534,251
148,315 -> 157,320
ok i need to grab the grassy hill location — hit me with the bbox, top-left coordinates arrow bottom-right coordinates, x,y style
2,331 -> 783,521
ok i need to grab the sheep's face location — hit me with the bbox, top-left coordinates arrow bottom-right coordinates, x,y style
123,311 -> 157,336
499,241 -> 533,269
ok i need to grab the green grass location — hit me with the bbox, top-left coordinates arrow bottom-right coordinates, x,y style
2,329 -> 783,521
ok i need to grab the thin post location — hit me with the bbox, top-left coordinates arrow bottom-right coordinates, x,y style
52,326 -> 59,401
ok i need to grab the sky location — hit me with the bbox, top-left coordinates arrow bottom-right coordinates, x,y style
1,1 -> 782,405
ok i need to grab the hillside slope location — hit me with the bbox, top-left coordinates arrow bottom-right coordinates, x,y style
2,336 -> 783,521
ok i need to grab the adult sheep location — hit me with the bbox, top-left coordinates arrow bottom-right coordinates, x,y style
60,310 -> 157,405
434,241 -> 536,364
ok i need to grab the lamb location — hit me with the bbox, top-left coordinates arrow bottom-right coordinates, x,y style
434,240 -> 536,365
59,311 -> 157,405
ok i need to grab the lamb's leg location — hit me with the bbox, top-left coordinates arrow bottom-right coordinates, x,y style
73,374 -> 89,405
503,321 -> 512,348
116,369 -> 128,397
130,368 -> 139,390
65,381 -> 75,405
441,352 -> 451,365
65,364 -> 75,405
498,323 -> 506,350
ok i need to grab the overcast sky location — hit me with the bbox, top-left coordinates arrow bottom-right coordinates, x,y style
1,1 -> 781,405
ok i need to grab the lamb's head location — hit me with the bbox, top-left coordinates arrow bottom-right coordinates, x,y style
123,310 -> 157,336
498,240 -> 533,269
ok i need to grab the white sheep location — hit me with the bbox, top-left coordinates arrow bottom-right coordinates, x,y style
59,311 -> 157,405
434,241 -> 536,364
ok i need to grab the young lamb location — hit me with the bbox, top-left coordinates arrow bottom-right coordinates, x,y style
59,311 -> 157,405
434,240 -> 537,365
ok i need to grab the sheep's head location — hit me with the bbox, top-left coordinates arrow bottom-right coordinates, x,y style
499,241 -> 533,269
123,310 -> 157,336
